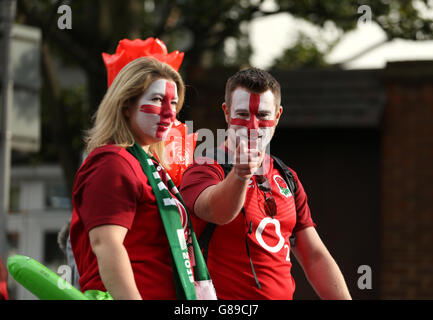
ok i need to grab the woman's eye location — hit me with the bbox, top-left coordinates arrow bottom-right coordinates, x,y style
152,97 -> 163,102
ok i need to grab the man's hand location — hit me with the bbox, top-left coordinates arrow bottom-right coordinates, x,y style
233,139 -> 262,181
193,138 -> 266,225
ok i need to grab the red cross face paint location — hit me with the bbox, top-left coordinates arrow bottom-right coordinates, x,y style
228,88 -> 276,151
135,78 -> 178,141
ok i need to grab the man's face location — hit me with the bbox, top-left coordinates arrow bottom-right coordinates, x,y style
226,87 -> 281,152
129,78 -> 178,144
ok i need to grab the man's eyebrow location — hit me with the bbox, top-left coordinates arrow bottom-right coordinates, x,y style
234,108 -> 250,113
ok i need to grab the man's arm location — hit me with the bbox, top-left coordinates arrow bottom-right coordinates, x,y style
194,169 -> 250,225
194,141 -> 262,225
292,227 -> 352,300
89,225 -> 142,300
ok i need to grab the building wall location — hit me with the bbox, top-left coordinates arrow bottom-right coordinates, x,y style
271,128 -> 381,300
7,165 -> 71,300
380,62 -> 433,299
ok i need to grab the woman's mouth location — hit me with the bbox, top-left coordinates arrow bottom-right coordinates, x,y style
158,122 -> 171,128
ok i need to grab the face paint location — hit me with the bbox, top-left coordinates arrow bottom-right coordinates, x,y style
228,88 -> 276,150
135,78 -> 178,141
230,91 -> 275,129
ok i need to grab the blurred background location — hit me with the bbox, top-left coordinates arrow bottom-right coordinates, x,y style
0,0 -> 432,300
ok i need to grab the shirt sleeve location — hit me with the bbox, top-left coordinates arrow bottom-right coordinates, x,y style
290,168 -> 317,233
73,152 -> 142,232
179,158 -> 224,217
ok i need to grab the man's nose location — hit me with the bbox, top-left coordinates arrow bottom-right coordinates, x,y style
247,115 -> 259,131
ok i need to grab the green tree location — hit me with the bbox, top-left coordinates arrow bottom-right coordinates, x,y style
271,0 -> 433,69
271,32 -> 328,70
15,0 -> 433,193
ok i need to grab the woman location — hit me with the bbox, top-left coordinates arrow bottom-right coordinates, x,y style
69,57 -> 214,300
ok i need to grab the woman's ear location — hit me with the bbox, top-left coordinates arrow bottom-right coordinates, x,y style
123,97 -> 137,120
123,106 -> 131,119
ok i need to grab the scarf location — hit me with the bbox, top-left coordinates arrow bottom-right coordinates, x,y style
127,142 -> 215,300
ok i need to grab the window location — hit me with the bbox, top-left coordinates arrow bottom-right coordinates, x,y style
45,181 -> 71,209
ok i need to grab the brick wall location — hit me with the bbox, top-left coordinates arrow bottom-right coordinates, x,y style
380,61 -> 433,299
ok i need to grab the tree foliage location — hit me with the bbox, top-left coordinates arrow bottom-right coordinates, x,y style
14,0 -> 433,192
271,33 -> 328,70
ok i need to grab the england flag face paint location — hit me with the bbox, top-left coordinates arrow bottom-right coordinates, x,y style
228,88 -> 276,151
134,78 -> 178,141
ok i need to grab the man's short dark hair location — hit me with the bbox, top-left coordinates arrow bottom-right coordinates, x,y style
225,68 -> 281,110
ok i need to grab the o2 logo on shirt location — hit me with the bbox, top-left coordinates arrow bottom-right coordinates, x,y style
255,217 -> 291,262
273,175 -> 292,198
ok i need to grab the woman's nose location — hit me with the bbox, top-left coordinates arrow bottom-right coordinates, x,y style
160,103 -> 176,121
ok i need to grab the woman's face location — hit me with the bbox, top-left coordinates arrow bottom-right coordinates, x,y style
127,78 -> 178,146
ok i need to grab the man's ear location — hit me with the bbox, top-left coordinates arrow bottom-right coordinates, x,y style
222,102 -> 230,124
274,106 -> 283,126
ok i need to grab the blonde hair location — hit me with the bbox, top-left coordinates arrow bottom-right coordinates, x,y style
85,57 -> 185,168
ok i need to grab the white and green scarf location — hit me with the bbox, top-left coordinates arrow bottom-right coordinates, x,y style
127,142 -> 216,300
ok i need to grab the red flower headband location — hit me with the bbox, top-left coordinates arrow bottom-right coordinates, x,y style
102,38 -> 184,87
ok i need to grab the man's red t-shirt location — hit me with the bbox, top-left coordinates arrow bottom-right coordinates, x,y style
179,153 -> 316,300
70,144 -> 187,299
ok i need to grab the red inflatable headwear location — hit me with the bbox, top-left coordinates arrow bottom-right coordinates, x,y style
102,38 -> 194,186
157,119 -> 198,187
102,38 -> 184,88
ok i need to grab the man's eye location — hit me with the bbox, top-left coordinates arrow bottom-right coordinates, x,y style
237,113 -> 249,117
152,97 -> 163,102
258,113 -> 270,118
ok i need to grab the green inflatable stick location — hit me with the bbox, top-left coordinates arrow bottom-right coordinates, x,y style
7,255 -> 89,300
84,290 -> 113,300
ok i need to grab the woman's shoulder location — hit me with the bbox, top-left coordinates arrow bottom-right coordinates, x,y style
78,144 -> 140,180
86,144 -> 125,158
73,144 -> 145,197
85,144 -> 141,165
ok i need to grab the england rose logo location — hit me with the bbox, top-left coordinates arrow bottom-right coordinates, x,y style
273,175 -> 292,198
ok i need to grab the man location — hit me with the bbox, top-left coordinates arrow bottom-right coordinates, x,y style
179,68 -> 351,299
